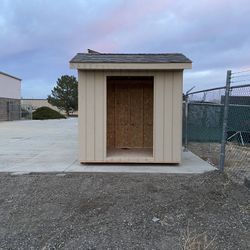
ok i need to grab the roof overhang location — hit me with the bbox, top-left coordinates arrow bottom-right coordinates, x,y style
70,62 -> 192,70
0,71 -> 22,81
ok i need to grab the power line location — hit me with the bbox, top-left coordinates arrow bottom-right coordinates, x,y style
231,74 -> 250,79
231,79 -> 250,83
231,69 -> 250,75
230,83 -> 250,89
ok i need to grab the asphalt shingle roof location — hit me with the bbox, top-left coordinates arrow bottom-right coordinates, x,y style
70,53 -> 192,64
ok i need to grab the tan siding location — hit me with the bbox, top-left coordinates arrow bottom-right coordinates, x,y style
78,71 -> 86,162
79,71 -> 106,162
86,71 -> 95,161
172,71 -> 183,163
163,72 -> 173,162
78,70 -> 183,163
103,77 -> 107,159
154,72 -> 165,161
94,71 -> 105,161
105,71 -> 154,77
70,62 -> 192,70
107,81 -> 115,148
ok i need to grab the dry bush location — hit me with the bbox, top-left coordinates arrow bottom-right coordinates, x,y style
180,222 -> 216,250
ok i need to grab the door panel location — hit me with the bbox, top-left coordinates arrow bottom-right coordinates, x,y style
107,77 -> 153,149
115,83 -> 130,148
129,83 -> 144,147
143,83 -> 153,147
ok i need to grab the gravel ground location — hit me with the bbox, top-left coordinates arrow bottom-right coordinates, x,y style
0,171 -> 249,250
188,142 -> 250,184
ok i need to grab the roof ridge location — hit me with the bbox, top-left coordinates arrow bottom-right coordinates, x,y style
77,52 -> 185,55
70,53 -> 192,64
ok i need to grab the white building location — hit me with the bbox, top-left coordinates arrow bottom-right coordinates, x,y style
0,71 -> 21,121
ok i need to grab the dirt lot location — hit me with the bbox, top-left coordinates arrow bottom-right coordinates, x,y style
0,171 -> 249,250
188,142 -> 250,184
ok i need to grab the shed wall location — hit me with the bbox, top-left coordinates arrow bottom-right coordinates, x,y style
78,70 -> 183,163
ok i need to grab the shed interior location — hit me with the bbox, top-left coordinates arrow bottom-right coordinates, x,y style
107,76 -> 153,160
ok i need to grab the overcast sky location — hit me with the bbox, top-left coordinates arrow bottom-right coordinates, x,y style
0,0 -> 250,98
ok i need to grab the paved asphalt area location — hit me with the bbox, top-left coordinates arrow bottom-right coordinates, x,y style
0,171 -> 249,249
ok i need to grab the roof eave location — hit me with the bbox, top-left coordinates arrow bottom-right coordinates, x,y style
0,71 -> 22,81
70,62 -> 192,70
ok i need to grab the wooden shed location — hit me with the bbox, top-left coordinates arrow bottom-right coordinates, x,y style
70,52 -> 192,163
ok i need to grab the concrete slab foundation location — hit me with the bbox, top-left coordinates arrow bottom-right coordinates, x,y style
0,119 -> 215,174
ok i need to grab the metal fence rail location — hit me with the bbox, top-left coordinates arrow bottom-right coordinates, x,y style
184,70 -> 250,184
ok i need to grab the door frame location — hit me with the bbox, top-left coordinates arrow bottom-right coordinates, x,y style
106,75 -> 154,152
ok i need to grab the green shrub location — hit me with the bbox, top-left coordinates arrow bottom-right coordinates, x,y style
32,106 -> 66,120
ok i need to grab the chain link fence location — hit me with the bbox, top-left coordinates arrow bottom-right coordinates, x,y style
184,70 -> 250,185
0,98 -> 32,121
20,104 -> 33,120
0,99 -> 20,121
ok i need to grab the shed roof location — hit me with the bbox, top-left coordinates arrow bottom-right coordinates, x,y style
70,53 -> 192,64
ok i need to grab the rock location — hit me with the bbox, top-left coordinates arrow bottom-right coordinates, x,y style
244,177 -> 250,188
152,217 -> 160,222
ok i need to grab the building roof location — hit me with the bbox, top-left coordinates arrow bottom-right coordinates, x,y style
0,71 -> 22,81
70,53 -> 192,64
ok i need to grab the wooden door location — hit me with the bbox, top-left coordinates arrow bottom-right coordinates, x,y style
126,83 -> 144,148
115,83 -> 130,148
143,83 -> 153,147
107,77 -> 153,149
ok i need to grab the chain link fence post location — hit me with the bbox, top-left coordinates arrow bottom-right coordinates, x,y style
184,87 -> 195,152
185,72 -> 250,184
219,70 -> 232,171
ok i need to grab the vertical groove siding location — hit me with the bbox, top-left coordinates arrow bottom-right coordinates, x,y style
94,71 -> 105,161
79,70 -> 106,162
86,71 -> 95,161
154,71 -> 182,163
78,71 -> 86,162
78,70 -> 183,163
172,71 -> 183,163
163,72 -> 173,162
154,72 -> 165,161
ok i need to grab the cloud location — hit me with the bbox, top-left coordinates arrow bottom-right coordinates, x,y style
0,0 -> 250,97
